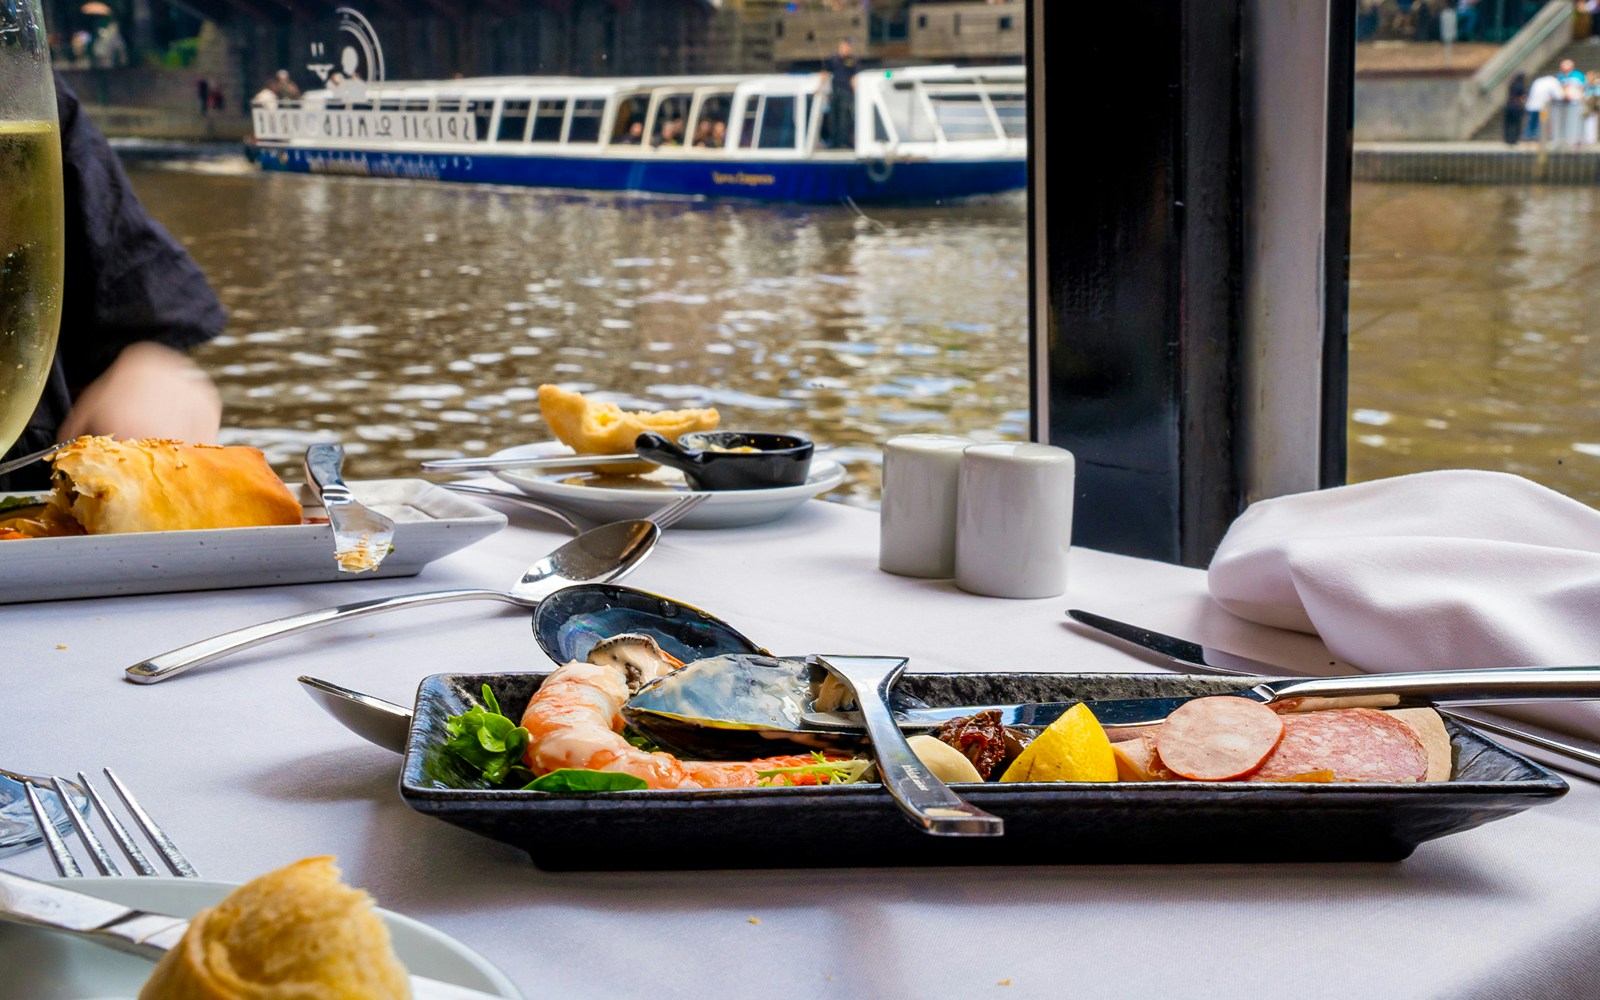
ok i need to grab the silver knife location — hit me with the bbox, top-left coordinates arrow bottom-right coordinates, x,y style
304,443 -> 396,574
0,870 -> 506,999
1066,608 -> 1600,776
806,662 -> 1600,731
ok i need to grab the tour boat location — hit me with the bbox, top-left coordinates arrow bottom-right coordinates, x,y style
250,65 -> 1025,203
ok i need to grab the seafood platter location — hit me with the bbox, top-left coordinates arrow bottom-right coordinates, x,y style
399,585 -> 1566,870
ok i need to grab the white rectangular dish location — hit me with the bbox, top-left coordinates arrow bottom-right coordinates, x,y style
0,479 -> 506,603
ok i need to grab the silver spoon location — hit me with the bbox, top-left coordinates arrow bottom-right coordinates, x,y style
125,495 -> 704,685
0,769 -> 86,857
298,677 -> 412,753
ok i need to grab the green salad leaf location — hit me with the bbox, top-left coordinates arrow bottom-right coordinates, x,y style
0,494 -> 45,515
756,752 -> 874,787
521,769 -> 649,793
442,684 -> 531,785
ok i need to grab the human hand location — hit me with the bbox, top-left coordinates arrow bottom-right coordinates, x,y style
58,341 -> 222,444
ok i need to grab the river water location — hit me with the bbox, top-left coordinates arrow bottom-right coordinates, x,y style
123,164 -> 1600,507
125,160 -> 1028,506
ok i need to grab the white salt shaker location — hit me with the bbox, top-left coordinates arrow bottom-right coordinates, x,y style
878,433 -> 973,578
955,443 -> 1075,599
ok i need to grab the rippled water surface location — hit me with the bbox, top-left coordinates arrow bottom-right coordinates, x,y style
1347,183 -> 1600,504
126,166 -> 1600,508
125,161 -> 1030,505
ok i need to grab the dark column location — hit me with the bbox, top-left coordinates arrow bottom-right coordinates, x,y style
1027,0 -> 1244,566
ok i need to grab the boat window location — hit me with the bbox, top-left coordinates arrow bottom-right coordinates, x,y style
378,101 -> 402,112
687,93 -> 732,149
530,99 -> 567,142
402,99 -> 429,112
990,86 -> 1025,140
497,99 -> 532,142
612,94 -> 650,144
874,106 -> 892,143
350,102 -> 374,113
929,92 -> 994,141
652,93 -> 693,147
325,101 -> 346,112
756,95 -> 797,149
736,98 -> 760,148
435,98 -> 462,114
468,100 -> 494,141
567,99 -> 605,143
881,82 -> 937,142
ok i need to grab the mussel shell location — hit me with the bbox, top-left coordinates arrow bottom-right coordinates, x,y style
623,654 -> 869,758
532,584 -> 766,667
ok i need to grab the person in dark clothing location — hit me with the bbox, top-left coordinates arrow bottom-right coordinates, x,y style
823,38 -> 860,149
0,73 -> 224,492
1504,73 -> 1529,145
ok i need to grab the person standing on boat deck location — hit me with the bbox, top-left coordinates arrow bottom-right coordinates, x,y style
823,38 -> 860,149
0,74 -> 224,493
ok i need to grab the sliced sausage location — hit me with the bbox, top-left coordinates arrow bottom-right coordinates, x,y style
1248,708 -> 1428,782
1154,696 -> 1286,781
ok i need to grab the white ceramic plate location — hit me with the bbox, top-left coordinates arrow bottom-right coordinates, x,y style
0,877 -> 521,999
492,442 -> 846,529
0,480 -> 506,604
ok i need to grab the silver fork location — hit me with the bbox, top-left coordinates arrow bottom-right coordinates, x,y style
23,769 -> 196,878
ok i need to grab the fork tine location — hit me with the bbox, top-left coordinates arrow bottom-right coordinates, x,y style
52,776 -> 120,876
80,771 -> 157,876
648,492 -> 707,529
102,769 -> 198,878
23,781 -> 81,877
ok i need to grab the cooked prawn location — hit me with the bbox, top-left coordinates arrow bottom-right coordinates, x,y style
519,640 -> 821,790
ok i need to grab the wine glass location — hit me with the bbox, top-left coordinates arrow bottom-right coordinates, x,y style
0,0 -> 63,456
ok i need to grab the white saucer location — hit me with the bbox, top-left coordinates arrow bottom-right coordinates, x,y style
0,877 -> 521,999
492,442 -> 846,528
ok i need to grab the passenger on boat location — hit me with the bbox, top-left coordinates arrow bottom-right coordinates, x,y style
823,37 -> 860,149
619,121 -> 645,145
711,120 -> 727,148
691,120 -> 714,147
655,118 -> 685,147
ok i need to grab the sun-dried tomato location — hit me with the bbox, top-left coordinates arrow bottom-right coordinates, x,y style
934,710 -> 1009,780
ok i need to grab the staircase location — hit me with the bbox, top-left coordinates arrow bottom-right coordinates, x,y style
1470,38 -> 1600,140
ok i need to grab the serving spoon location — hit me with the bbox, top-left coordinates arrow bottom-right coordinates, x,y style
125,495 -> 705,685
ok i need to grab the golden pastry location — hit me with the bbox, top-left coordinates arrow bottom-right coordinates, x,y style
47,436 -> 302,534
538,384 -> 718,473
138,856 -> 411,1000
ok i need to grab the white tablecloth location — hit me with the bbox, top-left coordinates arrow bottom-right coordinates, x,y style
7,500 -> 1600,999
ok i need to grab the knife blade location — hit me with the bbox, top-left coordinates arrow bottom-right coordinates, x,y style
1066,608 -> 1600,777
304,443 -> 396,574
0,871 -> 505,999
805,654 -> 1600,731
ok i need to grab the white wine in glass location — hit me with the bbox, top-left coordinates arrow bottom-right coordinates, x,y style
0,0 -> 63,457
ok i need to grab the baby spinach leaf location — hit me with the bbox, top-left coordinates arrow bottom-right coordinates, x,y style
443,684 -> 530,785
522,769 -> 649,792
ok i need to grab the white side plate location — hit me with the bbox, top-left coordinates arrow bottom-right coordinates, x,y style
493,442 -> 846,529
0,479 -> 506,604
0,877 -> 521,999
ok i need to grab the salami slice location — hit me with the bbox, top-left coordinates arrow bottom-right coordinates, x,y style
1154,697 -> 1285,781
1248,708 -> 1428,782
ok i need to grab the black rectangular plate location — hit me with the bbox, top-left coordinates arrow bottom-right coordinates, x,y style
399,671 -> 1567,870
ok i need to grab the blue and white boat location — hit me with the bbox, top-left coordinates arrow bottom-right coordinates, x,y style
251,65 -> 1025,203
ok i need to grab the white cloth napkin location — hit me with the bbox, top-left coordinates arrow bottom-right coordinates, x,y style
1207,469 -> 1600,736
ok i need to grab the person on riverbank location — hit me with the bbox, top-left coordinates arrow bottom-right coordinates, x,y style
1504,73 -> 1528,145
0,74 -> 224,492
1526,72 -> 1565,141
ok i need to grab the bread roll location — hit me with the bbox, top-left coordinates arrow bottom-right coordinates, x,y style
48,437 -> 301,534
138,856 -> 411,1000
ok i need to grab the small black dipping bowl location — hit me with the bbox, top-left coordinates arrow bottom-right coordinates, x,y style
633,430 -> 814,491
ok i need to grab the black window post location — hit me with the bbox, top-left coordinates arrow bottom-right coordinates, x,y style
1027,0 -> 1354,567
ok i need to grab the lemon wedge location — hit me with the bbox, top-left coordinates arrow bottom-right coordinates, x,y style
999,702 -> 1117,783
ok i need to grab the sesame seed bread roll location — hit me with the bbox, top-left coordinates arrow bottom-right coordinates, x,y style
138,856 -> 411,1000
48,436 -> 301,534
